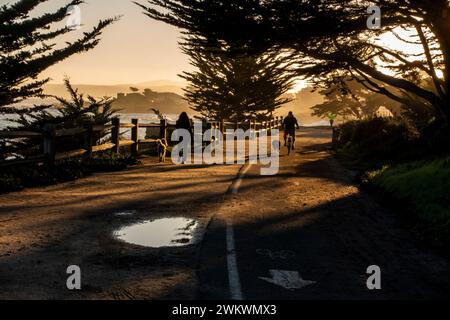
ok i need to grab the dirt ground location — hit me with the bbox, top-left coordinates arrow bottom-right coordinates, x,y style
1,128 -> 450,299
0,156 -> 241,299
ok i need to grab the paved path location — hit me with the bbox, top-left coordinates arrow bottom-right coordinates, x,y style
1,128 -> 450,299
198,128 -> 450,300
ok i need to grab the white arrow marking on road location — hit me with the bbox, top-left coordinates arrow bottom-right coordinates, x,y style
259,270 -> 316,290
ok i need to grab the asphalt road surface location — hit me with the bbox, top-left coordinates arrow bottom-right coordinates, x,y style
198,128 -> 450,300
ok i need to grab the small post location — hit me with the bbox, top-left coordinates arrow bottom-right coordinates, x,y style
43,123 -> 56,165
111,117 -> 120,154
83,123 -> 93,158
221,120 -> 225,133
131,118 -> 139,158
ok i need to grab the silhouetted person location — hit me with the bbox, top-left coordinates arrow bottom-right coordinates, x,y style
175,112 -> 193,163
176,112 -> 193,135
282,111 -> 300,149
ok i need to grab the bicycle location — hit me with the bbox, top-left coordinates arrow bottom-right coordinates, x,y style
286,132 -> 295,155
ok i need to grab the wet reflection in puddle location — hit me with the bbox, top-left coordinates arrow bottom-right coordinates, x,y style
113,217 -> 199,248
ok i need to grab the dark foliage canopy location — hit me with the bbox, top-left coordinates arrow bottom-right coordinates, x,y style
136,0 -> 450,122
180,43 -> 296,121
0,0 -> 118,109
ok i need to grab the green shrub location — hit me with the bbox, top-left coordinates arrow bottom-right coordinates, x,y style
365,156 -> 450,250
0,152 -> 138,194
420,120 -> 450,155
85,152 -> 138,172
333,117 -> 419,170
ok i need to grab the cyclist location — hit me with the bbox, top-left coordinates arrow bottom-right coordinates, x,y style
282,111 -> 300,150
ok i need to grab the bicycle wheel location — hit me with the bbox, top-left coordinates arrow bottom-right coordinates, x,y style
287,137 -> 292,155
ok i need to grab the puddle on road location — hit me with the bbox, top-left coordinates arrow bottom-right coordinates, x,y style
113,217 -> 199,248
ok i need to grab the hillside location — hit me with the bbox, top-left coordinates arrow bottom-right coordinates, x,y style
113,89 -> 190,114
43,80 -> 186,98
43,82 -> 190,115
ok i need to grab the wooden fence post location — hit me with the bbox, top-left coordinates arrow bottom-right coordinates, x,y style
0,140 -> 5,161
111,117 -> 120,154
83,123 -> 93,158
159,119 -> 167,141
159,119 -> 167,160
131,119 -> 139,158
43,123 -> 56,165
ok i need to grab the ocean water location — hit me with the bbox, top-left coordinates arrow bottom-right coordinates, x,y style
0,115 -> 18,129
0,111 -> 329,131
0,113 -> 178,129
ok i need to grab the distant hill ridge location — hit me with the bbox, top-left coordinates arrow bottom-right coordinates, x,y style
42,81 -> 324,123
43,81 -> 190,115
44,80 -> 186,97
113,88 -> 190,114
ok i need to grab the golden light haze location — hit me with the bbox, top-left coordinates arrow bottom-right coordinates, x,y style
14,0 -> 194,85
4,1 -> 436,91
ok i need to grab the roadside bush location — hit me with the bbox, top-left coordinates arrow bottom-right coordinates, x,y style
0,152 -> 137,194
333,117 -> 418,170
85,152 -> 138,172
363,157 -> 450,251
333,116 -> 450,252
1,78 -> 118,160
420,120 -> 450,155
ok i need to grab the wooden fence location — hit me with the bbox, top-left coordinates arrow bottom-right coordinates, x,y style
0,116 -> 284,168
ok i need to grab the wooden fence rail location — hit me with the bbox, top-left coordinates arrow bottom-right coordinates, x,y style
0,116 -> 284,168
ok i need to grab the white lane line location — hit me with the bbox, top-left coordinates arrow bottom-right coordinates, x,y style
231,164 -> 252,194
225,163 -> 251,300
226,221 -> 243,300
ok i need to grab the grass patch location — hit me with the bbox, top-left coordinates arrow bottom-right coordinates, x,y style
363,156 -> 450,250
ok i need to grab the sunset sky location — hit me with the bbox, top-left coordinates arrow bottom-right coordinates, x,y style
18,0 -> 194,85
5,0 -> 425,91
